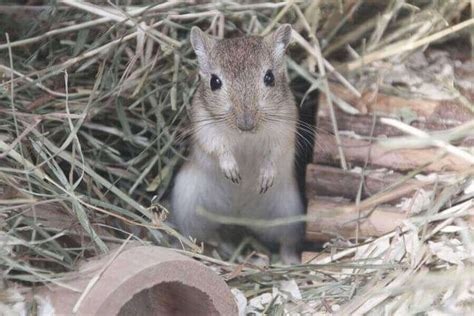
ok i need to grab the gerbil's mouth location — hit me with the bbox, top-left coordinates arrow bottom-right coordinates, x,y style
235,110 -> 258,132
236,116 -> 257,132
237,124 -> 257,133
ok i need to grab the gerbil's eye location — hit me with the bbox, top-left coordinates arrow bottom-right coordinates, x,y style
210,74 -> 222,91
264,70 -> 275,87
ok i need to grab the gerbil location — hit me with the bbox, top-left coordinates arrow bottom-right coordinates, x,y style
171,24 -> 304,264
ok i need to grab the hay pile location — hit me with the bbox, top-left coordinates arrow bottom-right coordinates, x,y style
0,1 -> 473,314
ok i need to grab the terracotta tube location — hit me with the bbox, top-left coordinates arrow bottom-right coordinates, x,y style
36,246 -> 238,316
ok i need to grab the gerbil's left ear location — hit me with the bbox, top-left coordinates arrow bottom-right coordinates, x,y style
266,24 -> 292,62
190,26 -> 216,74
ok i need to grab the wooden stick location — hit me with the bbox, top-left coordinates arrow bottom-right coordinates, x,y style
320,83 -> 473,124
317,111 -> 474,144
380,118 -> 474,164
314,133 -> 472,172
305,164 -> 425,201
305,197 -> 408,242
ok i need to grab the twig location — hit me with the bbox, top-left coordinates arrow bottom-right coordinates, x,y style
380,118 -> 474,164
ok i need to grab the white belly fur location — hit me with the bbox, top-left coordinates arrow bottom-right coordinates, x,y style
189,132 -> 297,217
171,128 -> 304,246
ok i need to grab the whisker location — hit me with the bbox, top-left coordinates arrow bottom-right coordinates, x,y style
264,124 -> 310,165
262,117 -> 318,136
262,118 -> 314,151
178,118 -> 228,142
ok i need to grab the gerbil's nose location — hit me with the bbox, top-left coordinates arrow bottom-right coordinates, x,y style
236,111 -> 256,132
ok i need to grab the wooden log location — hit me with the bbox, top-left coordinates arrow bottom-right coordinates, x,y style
314,84 -> 474,171
323,83 -> 473,124
318,83 -> 474,146
305,197 -> 408,242
314,133 -> 472,172
305,164 -> 426,201
317,111 -> 474,146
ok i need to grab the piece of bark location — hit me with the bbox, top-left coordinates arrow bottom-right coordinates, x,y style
305,197 -> 408,242
314,133 -> 472,172
305,164 -> 429,202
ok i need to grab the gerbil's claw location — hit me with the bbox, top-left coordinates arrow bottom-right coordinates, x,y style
228,172 -> 241,184
235,173 -> 242,183
258,167 -> 275,194
220,155 -> 241,184
259,180 -> 268,194
223,166 -> 241,184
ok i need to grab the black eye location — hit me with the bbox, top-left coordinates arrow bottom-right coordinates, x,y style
264,70 -> 275,87
210,74 -> 222,91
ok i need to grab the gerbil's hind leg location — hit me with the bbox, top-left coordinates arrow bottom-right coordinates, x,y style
251,185 -> 305,264
280,243 -> 300,265
171,167 -> 220,243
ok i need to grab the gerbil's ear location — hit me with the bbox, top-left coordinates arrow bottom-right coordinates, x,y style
190,26 -> 215,74
266,24 -> 292,62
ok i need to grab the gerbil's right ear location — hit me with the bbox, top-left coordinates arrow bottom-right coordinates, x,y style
190,27 -> 215,74
265,24 -> 292,65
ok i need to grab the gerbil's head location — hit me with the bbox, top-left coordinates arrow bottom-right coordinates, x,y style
190,25 -> 294,133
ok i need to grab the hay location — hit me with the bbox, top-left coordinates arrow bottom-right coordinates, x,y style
0,0 -> 473,314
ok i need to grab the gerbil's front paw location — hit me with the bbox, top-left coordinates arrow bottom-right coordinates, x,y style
258,165 -> 275,194
220,156 -> 241,184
